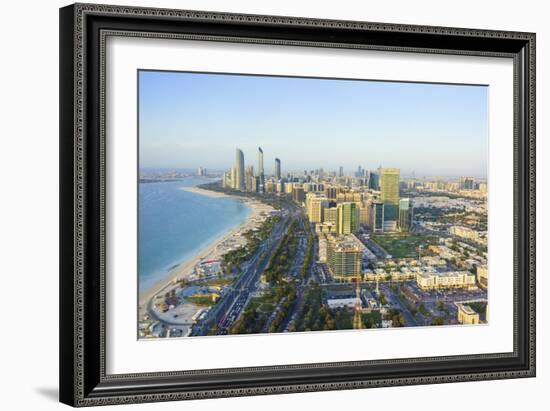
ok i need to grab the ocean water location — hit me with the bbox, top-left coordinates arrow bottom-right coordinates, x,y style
138,178 -> 251,293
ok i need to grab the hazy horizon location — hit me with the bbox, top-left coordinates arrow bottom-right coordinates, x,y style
139,166 -> 486,181
139,70 -> 488,178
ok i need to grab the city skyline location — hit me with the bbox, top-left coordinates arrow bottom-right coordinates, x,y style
139,148 -> 489,338
139,165 -> 487,181
139,70 -> 488,177
138,69 -> 489,340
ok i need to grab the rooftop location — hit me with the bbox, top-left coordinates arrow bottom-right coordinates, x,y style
417,270 -> 473,279
457,303 -> 477,315
327,234 -> 365,252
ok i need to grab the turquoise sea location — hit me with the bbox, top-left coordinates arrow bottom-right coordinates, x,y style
138,178 -> 251,293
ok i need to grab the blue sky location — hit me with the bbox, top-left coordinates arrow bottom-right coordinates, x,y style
139,70 -> 488,178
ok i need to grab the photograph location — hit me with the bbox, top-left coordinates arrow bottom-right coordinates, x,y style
137,70 -> 489,339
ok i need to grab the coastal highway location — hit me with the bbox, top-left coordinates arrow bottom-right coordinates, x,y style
215,210 -> 300,333
192,208 -> 297,335
276,223 -> 319,333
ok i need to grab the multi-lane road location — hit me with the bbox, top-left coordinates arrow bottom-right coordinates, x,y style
192,206 -> 303,336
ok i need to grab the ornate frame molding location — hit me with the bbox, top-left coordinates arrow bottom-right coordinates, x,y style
60,3 -> 535,407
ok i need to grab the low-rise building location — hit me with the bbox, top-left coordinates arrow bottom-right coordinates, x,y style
364,268 -> 387,281
416,270 -> 476,290
457,303 -> 480,324
391,270 -> 415,281
450,225 -> 479,241
326,297 -> 357,309
420,256 -> 447,267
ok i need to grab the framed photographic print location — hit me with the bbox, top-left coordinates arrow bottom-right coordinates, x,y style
59,3 -> 536,407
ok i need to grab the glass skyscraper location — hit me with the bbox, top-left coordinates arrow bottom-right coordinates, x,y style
258,147 -> 264,192
380,168 -> 400,221
398,198 -> 413,232
275,158 -> 281,180
235,148 -> 245,191
337,202 -> 359,235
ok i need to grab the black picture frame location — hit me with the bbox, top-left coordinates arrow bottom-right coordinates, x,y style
59,3 -> 536,407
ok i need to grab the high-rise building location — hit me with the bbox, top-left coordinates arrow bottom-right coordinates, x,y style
276,180 -> 285,194
306,193 -> 328,223
336,190 -> 362,203
368,172 -> 379,190
257,147 -> 264,191
318,234 -> 328,262
292,186 -> 305,203
460,176 -> 475,190
339,166 -> 344,177
222,171 -> 230,188
359,205 -> 369,225
323,206 -> 338,227
326,234 -> 365,280
369,200 -> 384,233
398,198 -> 413,232
380,168 -> 400,222
230,167 -> 236,189
245,165 -> 255,192
234,148 -> 245,191
325,186 -> 337,200
265,179 -> 276,193
274,158 -> 281,180
285,182 -> 295,194
337,202 -> 359,235
258,147 -> 264,176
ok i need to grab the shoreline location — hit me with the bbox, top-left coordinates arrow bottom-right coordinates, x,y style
181,185 -> 240,199
138,185 -> 274,308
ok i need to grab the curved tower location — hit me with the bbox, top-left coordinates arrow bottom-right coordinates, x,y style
235,148 -> 245,191
258,147 -> 265,192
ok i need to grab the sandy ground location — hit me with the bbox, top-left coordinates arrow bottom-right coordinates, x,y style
182,186 -> 236,198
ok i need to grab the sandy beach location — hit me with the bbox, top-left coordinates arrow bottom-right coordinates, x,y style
138,186 -> 274,308
182,186 -> 236,198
